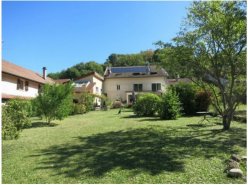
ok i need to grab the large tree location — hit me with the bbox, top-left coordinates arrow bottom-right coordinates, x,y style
174,1 -> 246,130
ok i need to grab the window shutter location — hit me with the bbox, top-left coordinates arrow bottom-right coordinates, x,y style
157,83 -> 161,91
25,81 -> 29,91
152,83 -> 156,91
17,79 -> 20,90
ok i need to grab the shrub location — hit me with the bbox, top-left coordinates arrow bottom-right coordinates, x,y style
160,90 -> 181,120
169,83 -> 197,115
195,90 -> 211,111
111,100 -> 123,109
2,99 -> 31,139
77,92 -> 94,112
33,83 -> 73,124
73,103 -> 86,114
72,92 -> 95,115
133,93 -> 161,116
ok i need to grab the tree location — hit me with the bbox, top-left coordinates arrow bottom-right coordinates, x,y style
47,61 -> 104,80
153,44 -> 194,78
33,83 -> 73,124
105,50 -> 155,67
174,1 -> 246,130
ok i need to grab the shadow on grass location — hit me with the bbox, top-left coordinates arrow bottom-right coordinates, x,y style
29,125 -> 246,178
26,122 -> 58,129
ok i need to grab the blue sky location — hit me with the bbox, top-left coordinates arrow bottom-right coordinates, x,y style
2,1 -> 191,73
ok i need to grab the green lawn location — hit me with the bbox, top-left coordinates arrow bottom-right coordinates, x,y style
2,109 -> 247,184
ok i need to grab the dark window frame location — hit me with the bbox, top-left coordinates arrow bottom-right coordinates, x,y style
117,85 -> 120,90
152,83 -> 161,92
17,79 -> 24,90
25,81 -> 29,91
133,84 -> 143,92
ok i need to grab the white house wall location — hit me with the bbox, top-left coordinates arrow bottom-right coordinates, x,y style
103,76 -> 167,102
2,73 -> 40,98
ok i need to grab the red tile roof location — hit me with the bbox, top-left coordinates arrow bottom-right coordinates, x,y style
2,60 -> 54,84
54,79 -> 71,84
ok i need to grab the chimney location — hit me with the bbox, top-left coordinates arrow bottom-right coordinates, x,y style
146,62 -> 151,74
42,67 -> 47,79
107,67 -> 111,76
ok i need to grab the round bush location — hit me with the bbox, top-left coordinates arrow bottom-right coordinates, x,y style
2,99 -> 31,140
133,93 -> 161,116
169,83 -> 197,115
111,101 -> 123,109
195,90 -> 211,111
160,90 -> 181,120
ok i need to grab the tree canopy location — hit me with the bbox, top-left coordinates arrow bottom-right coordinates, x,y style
104,50 -> 155,67
48,61 -> 104,80
171,1 -> 246,130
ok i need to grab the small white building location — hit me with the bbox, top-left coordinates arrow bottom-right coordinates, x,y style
2,60 -> 54,102
73,72 -> 104,106
103,66 -> 169,104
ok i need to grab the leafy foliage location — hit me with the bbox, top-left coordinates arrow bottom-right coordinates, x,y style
73,92 -> 95,114
160,90 -> 181,120
133,93 -> 161,116
195,90 -> 212,112
169,83 -> 212,115
105,50 -> 154,67
168,83 -> 197,115
48,61 -> 104,80
33,83 -> 73,124
153,44 -> 194,78
173,1 -> 246,129
2,99 -> 32,140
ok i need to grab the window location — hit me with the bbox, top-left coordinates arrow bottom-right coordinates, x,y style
117,85 -> 120,90
96,87 -> 99,93
152,83 -> 161,92
25,81 -> 29,91
38,84 -> 42,93
133,84 -> 143,92
17,79 -> 24,90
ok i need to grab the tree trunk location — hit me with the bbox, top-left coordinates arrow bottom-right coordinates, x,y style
222,114 -> 232,130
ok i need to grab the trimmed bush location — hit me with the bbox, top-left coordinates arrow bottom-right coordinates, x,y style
169,83 -> 197,115
111,100 -> 123,109
160,90 -> 181,120
195,90 -> 211,111
2,99 -> 31,140
73,103 -> 86,114
72,92 -> 95,115
77,92 -> 94,112
133,93 -> 161,116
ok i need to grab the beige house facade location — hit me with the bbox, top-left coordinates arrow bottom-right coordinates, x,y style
103,66 -> 168,104
73,72 -> 104,106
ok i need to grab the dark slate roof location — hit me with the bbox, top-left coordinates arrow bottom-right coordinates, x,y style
104,65 -> 168,79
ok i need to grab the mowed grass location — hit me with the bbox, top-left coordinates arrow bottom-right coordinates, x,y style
2,109 -> 247,184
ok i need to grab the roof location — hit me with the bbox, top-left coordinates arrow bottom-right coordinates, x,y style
104,65 -> 168,79
54,79 -> 71,84
75,71 -> 104,81
74,82 -> 95,93
167,78 -> 192,85
2,60 -> 54,84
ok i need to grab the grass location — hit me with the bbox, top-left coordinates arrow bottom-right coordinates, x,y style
2,109 -> 247,184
